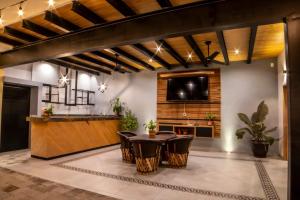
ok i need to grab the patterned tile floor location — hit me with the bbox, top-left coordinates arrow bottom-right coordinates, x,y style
0,146 -> 288,200
0,167 -> 118,200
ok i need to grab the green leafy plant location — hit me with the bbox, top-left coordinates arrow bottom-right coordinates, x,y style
143,120 -> 157,132
42,104 -> 53,117
111,97 -> 124,115
236,101 -> 277,145
121,110 -> 139,131
204,112 -> 216,121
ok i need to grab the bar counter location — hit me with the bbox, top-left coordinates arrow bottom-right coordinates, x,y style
27,115 -> 120,159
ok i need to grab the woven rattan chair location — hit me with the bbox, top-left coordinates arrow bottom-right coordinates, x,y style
131,140 -> 163,174
118,131 -> 136,163
166,136 -> 193,168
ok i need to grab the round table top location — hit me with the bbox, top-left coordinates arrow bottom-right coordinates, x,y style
129,134 -> 176,142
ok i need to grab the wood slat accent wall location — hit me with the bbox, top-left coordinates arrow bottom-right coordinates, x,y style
157,69 -> 221,137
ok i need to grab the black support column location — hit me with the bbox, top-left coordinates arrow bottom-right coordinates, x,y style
286,16 -> 300,200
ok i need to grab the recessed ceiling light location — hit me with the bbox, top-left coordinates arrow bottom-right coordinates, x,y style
149,58 -> 153,63
234,48 -> 240,55
48,0 -> 55,7
155,43 -> 162,54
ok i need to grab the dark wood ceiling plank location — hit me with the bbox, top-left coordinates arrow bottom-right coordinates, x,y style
156,39 -> 189,68
73,53 -> 126,73
22,20 -> 59,37
0,0 -> 299,67
184,35 -> 208,66
44,11 -> 81,32
106,0 -> 136,17
247,26 -> 258,64
71,1 -> 106,24
157,0 -> 172,8
0,36 -> 24,46
4,27 -> 39,42
47,59 -> 100,75
216,31 -> 229,65
59,57 -> 111,75
132,43 -> 172,69
111,47 -> 155,71
90,51 -> 140,72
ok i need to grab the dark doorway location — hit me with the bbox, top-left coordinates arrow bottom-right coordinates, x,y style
0,84 -> 31,152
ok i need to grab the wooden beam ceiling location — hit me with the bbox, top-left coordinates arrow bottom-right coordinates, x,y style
247,26 -> 258,64
0,36 -> 23,46
4,27 -> 39,42
0,0 -> 297,67
22,20 -> 59,37
71,1 -> 106,24
111,47 -> 155,71
59,57 -> 112,75
47,59 -> 100,75
216,31 -> 229,65
44,11 -> 81,32
132,43 -> 172,69
157,0 -> 173,8
106,0 -> 136,17
156,39 -> 189,68
184,35 -> 208,66
90,51 -> 140,72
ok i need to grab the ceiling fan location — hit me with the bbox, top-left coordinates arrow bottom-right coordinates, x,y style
204,41 -> 220,65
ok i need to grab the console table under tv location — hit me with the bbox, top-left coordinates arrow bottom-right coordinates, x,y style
158,123 -> 215,138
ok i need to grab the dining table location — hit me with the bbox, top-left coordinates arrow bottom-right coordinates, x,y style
128,133 -> 177,142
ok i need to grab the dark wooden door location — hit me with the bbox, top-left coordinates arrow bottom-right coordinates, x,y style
0,84 -> 31,152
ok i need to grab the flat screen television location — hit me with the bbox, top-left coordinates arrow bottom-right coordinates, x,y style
166,76 -> 209,101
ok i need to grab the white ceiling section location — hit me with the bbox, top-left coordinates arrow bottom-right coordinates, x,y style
0,0 -> 71,26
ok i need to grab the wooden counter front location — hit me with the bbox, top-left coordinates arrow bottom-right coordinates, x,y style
30,119 -> 120,159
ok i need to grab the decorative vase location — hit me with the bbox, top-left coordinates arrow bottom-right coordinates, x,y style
251,140 -> 269,158
207,121 -> 214,126
149,130 -> 156,138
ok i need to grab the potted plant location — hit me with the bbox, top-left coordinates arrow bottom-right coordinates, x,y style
204,112 -> 216,126
235,101 -> 277,158
144,120 -> 157,138
121,110 -> 139,132
42,104 -> 53,117
111,97 -> 124,116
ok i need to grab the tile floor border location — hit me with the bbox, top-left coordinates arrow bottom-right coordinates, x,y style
255,160 -> 280,200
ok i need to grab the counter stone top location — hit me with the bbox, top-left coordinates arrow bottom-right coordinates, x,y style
27,115 -> 120,122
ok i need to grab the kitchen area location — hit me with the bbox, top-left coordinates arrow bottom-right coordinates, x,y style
0,61 -> 122,158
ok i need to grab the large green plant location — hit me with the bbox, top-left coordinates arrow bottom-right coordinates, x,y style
236,101 -> 277,145
121,110 -> 139,131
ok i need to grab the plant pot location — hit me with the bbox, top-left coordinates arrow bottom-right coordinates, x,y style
207,121 -> 214,126
251,141 -> 269,158
149,130 -> 156,138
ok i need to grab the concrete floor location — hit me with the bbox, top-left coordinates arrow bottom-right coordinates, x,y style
0,145 -> 287,200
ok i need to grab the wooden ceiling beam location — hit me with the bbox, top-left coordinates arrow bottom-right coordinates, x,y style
111,47 -> 155,71
184,35 -> 208,66
0,36 -> 24,46
44,11 -> 81,32
46,59 -> 100,75
59,57 -> 112,75
216,31 -> 229,65
71,1 -> 106,24
22,20 -> 59,37
247,26 -> 258,64
156,39 -> 189,68
4,27 -> 39,42
157,0 -> 172,8
90,51 -> 140,72
132,43 -> 172,69
106,0 -> 136,17
73,53 -> 126,73
0,0 -> 299,67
